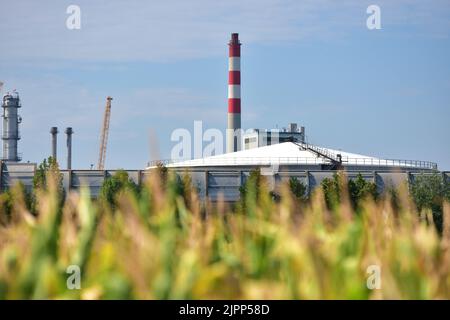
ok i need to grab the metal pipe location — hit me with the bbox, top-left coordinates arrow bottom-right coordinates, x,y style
300,126 -> 305,143
65,127 -> 73,170
50,127 -> 58,161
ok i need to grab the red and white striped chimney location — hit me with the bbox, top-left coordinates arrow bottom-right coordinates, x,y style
227,33 -> 241,153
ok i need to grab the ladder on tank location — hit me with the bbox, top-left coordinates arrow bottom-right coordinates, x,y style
294,142 -> 343,170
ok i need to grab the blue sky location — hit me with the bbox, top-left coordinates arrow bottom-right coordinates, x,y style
1,0 -> 449,169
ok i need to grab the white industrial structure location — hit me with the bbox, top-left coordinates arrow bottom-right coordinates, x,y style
243,123 -> 305,150
147,141 -> 438,202
2,90 -> 22,162
151,142 -> 436,171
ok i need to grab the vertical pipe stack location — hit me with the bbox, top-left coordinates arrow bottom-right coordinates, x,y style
2,91 -> 22,162
300,126 -> 305,143
227,33 -> 241,153
65,127 -> 73,170
50,127 -> 58,161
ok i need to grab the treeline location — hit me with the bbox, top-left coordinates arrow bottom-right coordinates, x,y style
238,168 -> 449,233
1,158 -> 449,233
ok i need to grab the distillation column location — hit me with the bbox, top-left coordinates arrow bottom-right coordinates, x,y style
2,91 -> 22,162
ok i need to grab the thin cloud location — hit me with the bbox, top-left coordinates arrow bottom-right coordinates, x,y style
1,0 -> 449,62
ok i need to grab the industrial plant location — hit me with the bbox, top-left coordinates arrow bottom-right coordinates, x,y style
0,33 -> 447,201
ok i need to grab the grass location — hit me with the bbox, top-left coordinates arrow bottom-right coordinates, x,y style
0,170 -> 449,299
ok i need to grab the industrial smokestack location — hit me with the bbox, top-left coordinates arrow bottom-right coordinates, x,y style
226,33 -> 241,153
65,127 -> 73,170
50,127 -> 58,161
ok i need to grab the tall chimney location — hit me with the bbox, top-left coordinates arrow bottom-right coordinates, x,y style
50,127 -> 58,161
227,33 -> 241,153
65,127 -> 73,170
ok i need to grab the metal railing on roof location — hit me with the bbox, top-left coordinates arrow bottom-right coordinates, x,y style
148,157 -> 437,170
295,142 -> 341,163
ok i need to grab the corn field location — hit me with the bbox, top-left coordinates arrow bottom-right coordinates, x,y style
0,170 -> 449,300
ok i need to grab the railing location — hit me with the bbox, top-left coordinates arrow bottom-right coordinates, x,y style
1,153 -> 22,162
338,157 -> 437,170
148,157 -> 437,170
296,142 -> 341,163
295,142 -> 437,170
149,157 -> 327,167
1,131 -> 21,140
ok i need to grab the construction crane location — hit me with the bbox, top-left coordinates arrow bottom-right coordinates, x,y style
98,96 -> 113,170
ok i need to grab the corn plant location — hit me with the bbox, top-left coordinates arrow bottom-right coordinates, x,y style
0,170 -> 448,299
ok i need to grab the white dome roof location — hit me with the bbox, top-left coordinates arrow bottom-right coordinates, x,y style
149,142 -> 430,169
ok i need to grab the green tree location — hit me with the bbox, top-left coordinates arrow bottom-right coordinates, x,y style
171,172 -> 199,209
320,173 -> 341,209
100,170 -> 139,209
155,162 -> 168,186
321,173 -> 377,210
1,184 -> 33,225
239,168 -> 263,200
32,157 -> 64,211
348,174 -> 378,208
239,168 -> 265,212
33,157 -> 63,191
289,177 -> 308,201
410,173 -> 448,233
